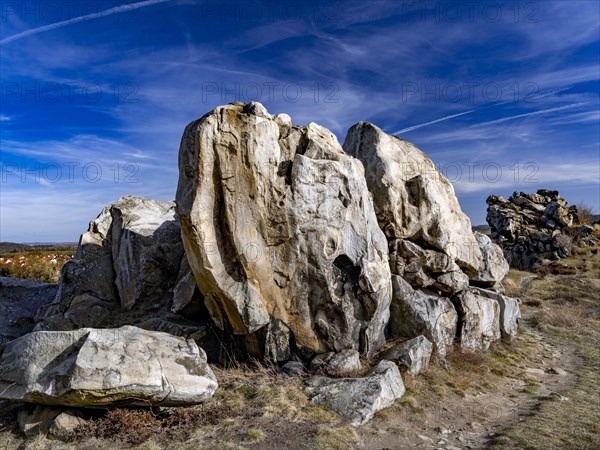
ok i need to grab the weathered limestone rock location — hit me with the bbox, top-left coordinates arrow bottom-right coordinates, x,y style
470,287 -> 520,340
0,277 -> 58,347
326,349 -> 361,376
34,196 -> 209,341
471,232 -> 509,288
389,276 -> 457,358
343,122 -> 482,273
452,290 -> 501,352
0,326 -> 218,407
176,102 -> 391,357
382,336 -> 433,376
305,360 -> 405,426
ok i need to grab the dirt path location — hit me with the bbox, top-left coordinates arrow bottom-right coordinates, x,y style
357,334 -> 582,450
519,275 -> 538,292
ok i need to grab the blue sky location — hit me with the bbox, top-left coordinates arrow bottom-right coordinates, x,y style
1,0 -> 599,242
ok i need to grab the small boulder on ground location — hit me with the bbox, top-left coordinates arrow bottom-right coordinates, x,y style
382,335 -> 433,376
305,360 -> 405,426
0,326 -> 217,407
17,406 -> 87,440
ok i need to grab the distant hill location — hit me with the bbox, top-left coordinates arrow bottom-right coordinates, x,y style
472,225 -> 491,235
0,242 -> 78,255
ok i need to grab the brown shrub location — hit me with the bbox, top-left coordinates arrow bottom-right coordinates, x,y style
575,202 -> 595,226
72,404 -> 234,446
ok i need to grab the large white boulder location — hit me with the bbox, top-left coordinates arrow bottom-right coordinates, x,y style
176,102 -> 391,357
452,290 -> 501,351
471,232 -> 510,287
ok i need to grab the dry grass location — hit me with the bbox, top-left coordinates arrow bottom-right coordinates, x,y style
489,237 -> 600,449
313,425 -> 358,450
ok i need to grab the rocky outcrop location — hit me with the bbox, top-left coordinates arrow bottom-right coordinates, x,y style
486,190 -> 596,270
342,121 -> 517,359
176,102 -> 391,358
0,326 -> 218,407
305,360 -> 405,426
34,196 -> 211,344
382,335 -> 433,376
0,277 -> 58,347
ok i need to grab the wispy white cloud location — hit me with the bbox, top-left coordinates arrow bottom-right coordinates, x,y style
0,0 -> 173,45
0,115 -> 10,121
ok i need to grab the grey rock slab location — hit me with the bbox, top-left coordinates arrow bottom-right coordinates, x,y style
0,277 -> 58,347
0,326 -> 218,407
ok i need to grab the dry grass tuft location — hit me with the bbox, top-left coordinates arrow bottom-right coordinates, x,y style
313,425 -> 359,450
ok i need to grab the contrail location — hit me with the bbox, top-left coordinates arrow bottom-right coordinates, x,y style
392,110 -> 475,135
472,103 -> 586,126
1,0 -> 172,45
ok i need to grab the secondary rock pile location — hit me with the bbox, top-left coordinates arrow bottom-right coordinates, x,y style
486,190 -> 596,270
1,102 -> 522,429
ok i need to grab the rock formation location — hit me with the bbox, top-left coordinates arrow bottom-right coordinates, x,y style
176,102 -> 391,359
0,326 -> 217,407
487,190 -> 596,270
343,122 -> 482,273
0,102 -> 525,427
